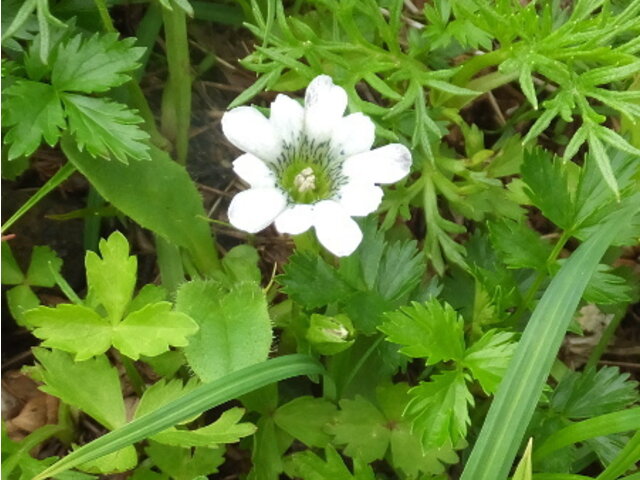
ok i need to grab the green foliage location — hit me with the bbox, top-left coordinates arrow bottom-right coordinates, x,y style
24,232 -> 198,360
2,32 -> 148,163
284,446 -> 376,480
143,443 -> 224,480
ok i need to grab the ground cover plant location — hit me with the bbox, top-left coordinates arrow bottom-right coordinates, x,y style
1,0 -> 639,479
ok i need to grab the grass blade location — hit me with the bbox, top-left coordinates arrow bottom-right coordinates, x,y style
459,204 -> 639,480
33,354 -> 323,479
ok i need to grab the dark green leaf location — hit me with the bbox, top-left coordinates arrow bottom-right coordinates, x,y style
488,219 -> 552,271
274,396 -> 336,447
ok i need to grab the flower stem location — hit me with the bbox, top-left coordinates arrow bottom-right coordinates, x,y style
161,5 -> 192,165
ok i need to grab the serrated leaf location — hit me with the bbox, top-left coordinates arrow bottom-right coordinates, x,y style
51,33 -> 144,93
583,264 -> 634,304
144,443 -> 224,480
2,80 -> 65,160
33,348 -> 126,430
248,416 -> 290,480
284,446 -> 376,480
519,64 -> 538,110
463,330 -> 517,394
85,231 -> 137,323
176,280 -> 272,382
62,94 -> 150,163
328,396 -> 390,462
26,246 -> 62,287
273,396 -> 336,447
24,304 -> 112,360
221,245 -> 261,284
488,219 -> 552,271
151,407 -> 256,447
405,370 -> 473,449
379,299 -> 465,363
77,446 -> 137,475
135,378 -> 200,420
563,125 -> 588,162
280,252 -> 354,308
375,239 -> 426,303
551,366 -> 639,419
580,61 -> 640,86
125,284 -> 168,316
521,148 -> 575,230
113,302 -> 198,360
587,131 -> 619,198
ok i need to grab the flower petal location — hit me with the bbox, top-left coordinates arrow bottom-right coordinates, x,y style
233,153 -> 276,188
275,204 -> 314,235
270,94 -> 304,146
228,188 -> 287,234
313,200 -> 363,257
342,144 -> 412,184
337,182 -> 384,217
331,113 -> 375,157
221,107 -> 282,162
304,75 -> 348,142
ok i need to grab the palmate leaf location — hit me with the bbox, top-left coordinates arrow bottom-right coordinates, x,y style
51,33 -> 145,93
463,330 -> 517,394
284,446 -> 376,480
144,443 -> 224,480
405,370 -> 473,450
379,299 -> 465,364
488,219 -> 552,271
2,80 -> 65,160
62,94 -> 150,163
273,396 -> 336,448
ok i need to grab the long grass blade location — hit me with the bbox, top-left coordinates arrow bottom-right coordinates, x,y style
33,354 -> 323,479
459,204 -> 639,480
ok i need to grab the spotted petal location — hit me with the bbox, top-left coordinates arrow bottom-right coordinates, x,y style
342,144 -> 412,184
313,200 -> 363,257
338,182 -> 384,217
304,75 -> 348,143
222,107 -> 282,162
233,153 -> 276,188
270,94 -> 304,146
275,204 -> 314,235
228,188 -> 286,233
331,113 -> 375,158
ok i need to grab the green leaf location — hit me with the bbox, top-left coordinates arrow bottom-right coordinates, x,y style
329,396 -> 390,462
176,280 -> 272,382
33,348 -> 126,430
126,284 -> 168,316
284,446 -> 376,480
24,305 -> 112,360
135,378 -> 200,420
488,219 -> 552,271
2,80 -> 65,160
2,242 -> 25,285
144,443 -> 224,480
7,285 -> 41,325
248,416 -> 290,480
521,148 -> 575,230
62,94 -> 150,163
280,252 -> 354,308
77,446 -> 137,475
60,137 -> 220,275
273,396 -> 337,447
85,231 -> 137,323
151,407 -> 255,447
583,264 -> 634,305
463,330 -> 517,394
51,33 -> 144,93
375,239 -> 426,303
25,246 -> 62,287
113,302 -> 198,360
587,131 -> 619,198
405,370 -> 473,450
512,438 -> 533,480
221,245 -> 261,284
550,367 -> 639,419
379,299 -> 465,363
519,64 -> 538,110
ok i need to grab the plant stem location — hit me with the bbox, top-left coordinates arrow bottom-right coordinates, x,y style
161,5 -> 192,165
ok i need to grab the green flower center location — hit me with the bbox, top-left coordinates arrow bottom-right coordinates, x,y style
274,136 -> 345,204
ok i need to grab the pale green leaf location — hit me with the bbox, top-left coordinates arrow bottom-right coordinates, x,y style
284,446 -> 376,480
24,305 -> 112,361
587,131 -> 619,197
2,80 -> 65,160
273,396 -> 337,447
33,348 -> 126,430
176,280 -> 272,382
1,242 -> 24,285
134,378 -> 200,420
62,94 -> 150,163
379,299 -> 465,363
113,302 -> 198,360
463,330 -> 517,394
26,246 -> 62,287
519,65 -> 538,109
51,33 -> 144,93
563,125 -> 588,162
151,407 -> 255,447
328,396 -> 389,462
512,438 -> 533,480
85,231 -> 137,323
144,443 -> 224,480
7,285 -> 40,325
77,446 -> 137,475
125,284 -> 168,316
405,370 -> 473,449
221,244 -> 262,284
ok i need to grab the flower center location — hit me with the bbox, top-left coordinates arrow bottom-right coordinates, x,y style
274,136 -> 346,204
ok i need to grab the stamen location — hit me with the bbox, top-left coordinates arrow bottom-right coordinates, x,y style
294,167 -> 316,192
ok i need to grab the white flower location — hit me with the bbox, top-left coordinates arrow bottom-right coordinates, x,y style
222,75 -> 412,257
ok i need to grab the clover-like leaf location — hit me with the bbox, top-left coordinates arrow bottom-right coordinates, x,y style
463,330 -> 517,394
